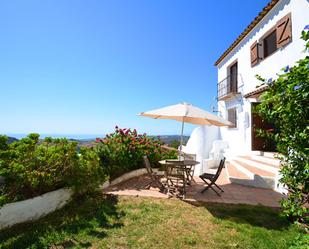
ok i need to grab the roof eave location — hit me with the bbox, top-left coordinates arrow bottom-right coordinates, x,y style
214,0 -> 281,67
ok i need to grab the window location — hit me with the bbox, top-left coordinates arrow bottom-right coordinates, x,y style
263,30 -> 277,58
229,62 -> 238,92
250,13 -> 292,67
228,108 -> 237,128
226,61 -> 238,94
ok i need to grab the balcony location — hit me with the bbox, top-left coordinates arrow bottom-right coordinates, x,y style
217,75 -> 241,101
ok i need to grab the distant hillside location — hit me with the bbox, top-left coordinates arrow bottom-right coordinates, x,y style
7,137 -> 18,144
152,135 -> 190,146
3,135 -> 190,148
68,139 -> 95,148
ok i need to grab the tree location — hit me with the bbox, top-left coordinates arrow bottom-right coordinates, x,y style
256,29 -> 309,225
170,139 -> 181,149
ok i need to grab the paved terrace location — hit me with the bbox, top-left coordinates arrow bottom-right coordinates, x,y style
103,170 -> 285,207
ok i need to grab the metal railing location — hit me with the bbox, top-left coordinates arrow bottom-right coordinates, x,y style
217,74 -> 238,100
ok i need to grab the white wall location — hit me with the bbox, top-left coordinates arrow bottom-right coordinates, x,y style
0,188 -> 73,230
217,0 -> 309,156
182,125 -> 220,175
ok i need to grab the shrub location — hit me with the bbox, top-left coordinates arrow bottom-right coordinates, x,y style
95,126 -> 177,179
256,30 -> 309,224
0,134 -> 107,206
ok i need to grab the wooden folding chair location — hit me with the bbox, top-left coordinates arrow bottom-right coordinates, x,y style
143,156 -> 165,191
199,158 -> 225,196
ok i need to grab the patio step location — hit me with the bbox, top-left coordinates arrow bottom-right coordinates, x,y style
250,151 -> 277,157
240,156 -> 280,168
236,157 -> 279,174
250,155 -> 280,167
226,156 -> 278,190
233,160 -> 276,177
225,162 -> 251,180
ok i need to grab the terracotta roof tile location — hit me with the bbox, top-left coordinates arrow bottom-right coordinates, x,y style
214,0 -> 281,66
244,85 -> 269,98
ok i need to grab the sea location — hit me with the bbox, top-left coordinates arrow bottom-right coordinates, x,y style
5,134 -> 105,141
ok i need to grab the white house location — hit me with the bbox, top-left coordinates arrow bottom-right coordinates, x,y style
184,0 -> 309,190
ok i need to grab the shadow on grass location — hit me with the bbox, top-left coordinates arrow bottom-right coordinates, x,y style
0,193 -> 125,249
187,201 -> 290,231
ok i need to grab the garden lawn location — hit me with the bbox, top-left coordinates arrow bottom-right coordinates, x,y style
0,193 -> 307,249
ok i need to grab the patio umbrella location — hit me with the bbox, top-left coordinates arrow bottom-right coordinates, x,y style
139,102 -> 233,154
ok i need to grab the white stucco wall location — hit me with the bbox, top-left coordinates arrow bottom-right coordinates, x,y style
182,125 -> 220,175
217,0 -> 309,156
0,188 -> 73,230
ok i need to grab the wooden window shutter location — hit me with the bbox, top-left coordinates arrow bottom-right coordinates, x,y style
250,41 -> 259,67
276,13 -> 292,48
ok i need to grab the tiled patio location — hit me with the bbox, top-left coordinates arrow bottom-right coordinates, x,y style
103,169 -> 285,207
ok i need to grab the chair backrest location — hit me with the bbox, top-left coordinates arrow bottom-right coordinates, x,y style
143,155 -> 153,175
178,153 -> 196,161
184,153 -> 196,160
213,157 -> 226,181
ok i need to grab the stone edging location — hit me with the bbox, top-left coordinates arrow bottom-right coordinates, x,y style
100,168 -> 152,189
0,188 -> 73,230
0,168 -> 152,230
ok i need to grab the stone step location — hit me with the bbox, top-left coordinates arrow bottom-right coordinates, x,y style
228,160 -> 254,178
236,157 -> 279,174
226,159 -> 276,190
225,162 -> 251,180
250,151 -> 277,158
240,156 -> 280,168
250,155 -> 280,167
233,159 -> 276,177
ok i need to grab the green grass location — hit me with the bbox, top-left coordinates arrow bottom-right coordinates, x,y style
0,193 -> 307,249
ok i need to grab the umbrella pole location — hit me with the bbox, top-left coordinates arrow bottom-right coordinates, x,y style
179,119 -> 184,158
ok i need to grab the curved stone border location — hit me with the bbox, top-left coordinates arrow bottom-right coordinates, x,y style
100,168 -> 153,190
0,188 -> 73,230
0,168 -> 156,230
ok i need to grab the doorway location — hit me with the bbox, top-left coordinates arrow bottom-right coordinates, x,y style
251,103 -> 276,152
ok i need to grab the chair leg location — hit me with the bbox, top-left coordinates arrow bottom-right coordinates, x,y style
213,182 -> 224,192
209,185 -> 221,196
200,178 -> 222,196
182,173 -> 186,199
143,180 -> 154,189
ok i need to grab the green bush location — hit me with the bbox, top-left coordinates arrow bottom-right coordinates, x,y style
256,30 -> 309,224
0,134 -> 107,206
95,127 -> 177,179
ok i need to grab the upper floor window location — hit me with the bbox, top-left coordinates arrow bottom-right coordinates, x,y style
217,60 -> 239,100
250,13 -> 292,67
263,29 -> 277,58
228,61 -> 238,93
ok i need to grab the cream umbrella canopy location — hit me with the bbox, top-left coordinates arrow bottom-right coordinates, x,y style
139,102 -> 233,153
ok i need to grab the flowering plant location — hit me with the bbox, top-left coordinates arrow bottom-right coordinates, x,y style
95,126 -> 177,179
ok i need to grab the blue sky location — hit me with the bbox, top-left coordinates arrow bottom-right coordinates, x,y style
0,0 -> 270,136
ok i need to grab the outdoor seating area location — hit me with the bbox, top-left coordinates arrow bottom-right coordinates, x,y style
103,159 -> 285,208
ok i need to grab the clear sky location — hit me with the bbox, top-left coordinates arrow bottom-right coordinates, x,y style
0,0 -> 270,136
